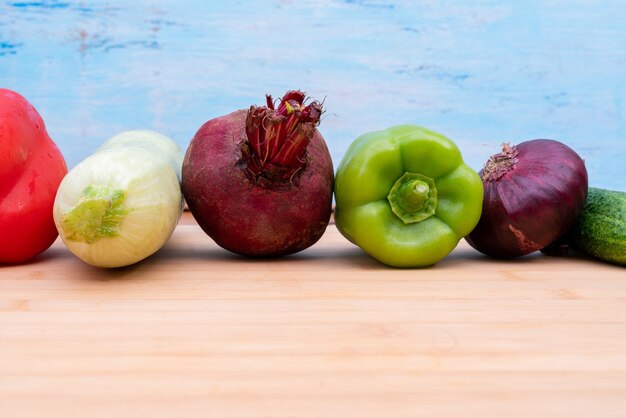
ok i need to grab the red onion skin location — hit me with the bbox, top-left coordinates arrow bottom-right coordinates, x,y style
465,139 -> 588,258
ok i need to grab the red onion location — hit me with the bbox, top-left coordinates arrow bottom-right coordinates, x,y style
465,139 -> 588,258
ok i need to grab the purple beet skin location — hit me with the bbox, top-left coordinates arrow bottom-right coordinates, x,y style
182,91 -> 334,257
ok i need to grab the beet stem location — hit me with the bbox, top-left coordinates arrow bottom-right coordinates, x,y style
244,90 -> 322,182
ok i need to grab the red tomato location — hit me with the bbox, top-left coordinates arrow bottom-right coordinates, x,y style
0,89 -> 68,263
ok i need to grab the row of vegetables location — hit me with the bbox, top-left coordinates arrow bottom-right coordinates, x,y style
1,88 -> 624,268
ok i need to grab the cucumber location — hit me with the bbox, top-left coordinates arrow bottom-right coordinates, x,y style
570,187 -> 626,266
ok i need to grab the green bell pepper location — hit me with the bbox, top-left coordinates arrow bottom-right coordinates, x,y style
334,125 -> 483,267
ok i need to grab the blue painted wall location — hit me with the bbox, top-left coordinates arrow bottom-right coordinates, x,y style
1,0 -> 624,189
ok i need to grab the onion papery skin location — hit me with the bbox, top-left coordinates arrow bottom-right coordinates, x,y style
465,139 -> 588,258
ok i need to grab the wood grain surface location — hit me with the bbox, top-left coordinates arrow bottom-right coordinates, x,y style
1,213 -> 626,418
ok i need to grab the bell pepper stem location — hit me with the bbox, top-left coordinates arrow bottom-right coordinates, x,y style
387,172 -> 437,224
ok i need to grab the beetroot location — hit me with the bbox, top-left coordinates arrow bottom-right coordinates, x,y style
182,91 -> 334,257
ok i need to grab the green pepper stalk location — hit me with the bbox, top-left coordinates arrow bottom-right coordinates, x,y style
334,125 -> 483,267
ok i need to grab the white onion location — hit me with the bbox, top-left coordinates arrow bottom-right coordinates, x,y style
53,130 -> 183,267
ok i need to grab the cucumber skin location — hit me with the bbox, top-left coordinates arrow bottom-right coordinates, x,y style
570,187 -> 626,266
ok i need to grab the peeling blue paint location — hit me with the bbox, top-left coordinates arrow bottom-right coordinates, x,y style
9,1 -> 70,9
0,40 -> 21,55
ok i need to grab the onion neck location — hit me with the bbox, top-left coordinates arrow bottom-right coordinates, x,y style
481,143 -> 519,182
60,185 -> 127,244
387,172 -> 437,224
241,90 -> 322,184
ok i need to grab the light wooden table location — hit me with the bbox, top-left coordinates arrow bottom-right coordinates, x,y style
1,213 -> 625,418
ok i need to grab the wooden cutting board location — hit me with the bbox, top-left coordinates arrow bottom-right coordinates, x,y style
1,213 -> 625,418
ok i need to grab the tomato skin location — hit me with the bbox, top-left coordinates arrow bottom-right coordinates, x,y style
0,89 -> 67,264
